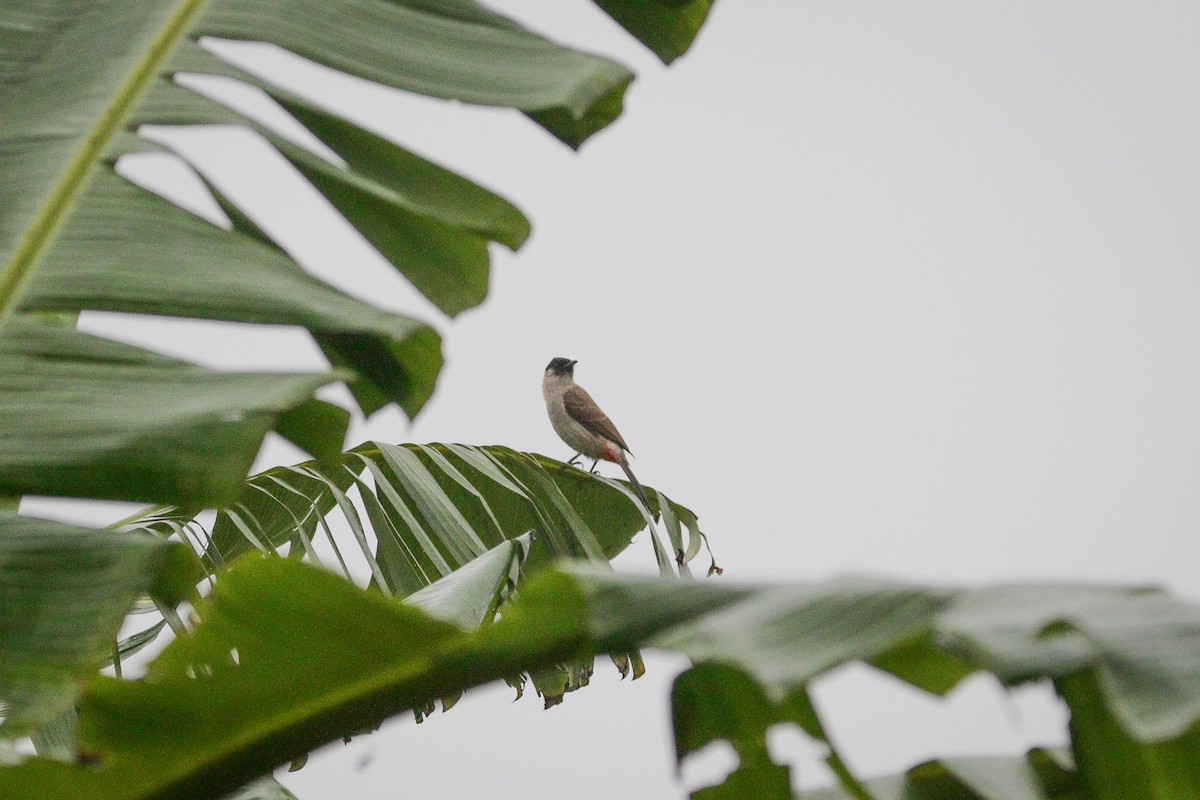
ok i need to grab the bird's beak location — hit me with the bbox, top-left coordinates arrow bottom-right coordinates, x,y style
567,359 -> 578,367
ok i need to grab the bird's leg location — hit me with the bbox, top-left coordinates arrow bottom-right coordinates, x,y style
567,452 -> 584,467
589,459 -> 600,474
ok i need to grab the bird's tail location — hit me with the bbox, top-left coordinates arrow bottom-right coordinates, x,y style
617,454 -> 653,515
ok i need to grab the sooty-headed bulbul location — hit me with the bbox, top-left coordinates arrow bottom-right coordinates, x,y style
543,357 -> 651,512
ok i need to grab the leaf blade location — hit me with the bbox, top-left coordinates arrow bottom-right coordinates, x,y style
0,515 -> 200,738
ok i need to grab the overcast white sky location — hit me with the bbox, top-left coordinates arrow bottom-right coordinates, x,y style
43,1 -> 1200,796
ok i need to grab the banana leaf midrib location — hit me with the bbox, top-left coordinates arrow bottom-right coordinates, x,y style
0,0 -> 212,324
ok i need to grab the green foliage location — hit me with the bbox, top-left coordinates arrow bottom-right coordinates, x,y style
9,559 -> 1200,799
0,516 -> 200,738
801,751 -> 1081,800
0,320 -> 347,505
573,571 -> 1200,798
1056,671 -> 1200,800
124,442 -> 709,592
672,664 -> 795,800
0,552 -> 588,800
591,0 -> 717,64
6,4 -> 1200,800
0,0 -> 711,779
120,441 -> 704,707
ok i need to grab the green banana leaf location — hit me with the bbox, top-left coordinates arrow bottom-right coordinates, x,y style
577,571 -> 1200,799
5,563 -> 1200,800
0,319 -> 348,504
801,750 -> 1080,800
590,0 -> 717,64
0,546 -> 553,800
0,515 -> 200,739
117,442 -> 708,705
122,442 -> 711,590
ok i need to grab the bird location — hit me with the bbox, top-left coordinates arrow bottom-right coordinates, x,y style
543,357 -> 652,513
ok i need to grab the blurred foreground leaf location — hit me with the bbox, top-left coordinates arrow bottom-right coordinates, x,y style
0,516 -> 200,738
6,567 -> 1200,799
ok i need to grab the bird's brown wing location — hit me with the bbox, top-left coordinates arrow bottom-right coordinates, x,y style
563,385 -> 632,454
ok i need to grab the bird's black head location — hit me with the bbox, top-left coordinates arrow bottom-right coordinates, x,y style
546,357 -> 577,375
